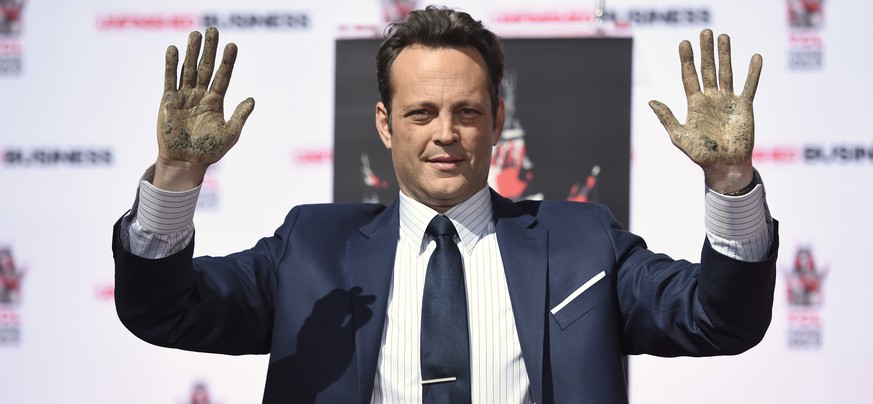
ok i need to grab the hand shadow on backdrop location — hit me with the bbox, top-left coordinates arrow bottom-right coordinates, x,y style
263,287 -> 376,403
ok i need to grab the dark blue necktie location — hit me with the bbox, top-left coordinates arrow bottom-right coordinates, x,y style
421,214 -> 471,403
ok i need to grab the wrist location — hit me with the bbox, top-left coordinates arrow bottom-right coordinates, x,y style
721,171 -> 759,196
703,162 -> 755,195
153,157 -> 209,191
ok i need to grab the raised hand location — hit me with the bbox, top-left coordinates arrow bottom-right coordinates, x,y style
154,27 -> 255,191
649,29 -> 762,194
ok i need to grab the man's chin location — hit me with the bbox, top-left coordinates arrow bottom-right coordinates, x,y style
418,188 -> 473,211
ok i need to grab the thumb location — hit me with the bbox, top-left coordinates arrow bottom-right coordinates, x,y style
648,100 -> 681,136
227,97 -> 255,135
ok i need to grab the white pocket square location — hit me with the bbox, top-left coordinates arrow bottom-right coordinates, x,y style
550,270 -> 606,315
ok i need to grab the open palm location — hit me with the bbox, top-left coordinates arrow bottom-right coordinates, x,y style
649,29 -> 762,191
157,27 -> 254,168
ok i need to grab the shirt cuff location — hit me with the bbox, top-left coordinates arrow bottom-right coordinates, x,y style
136,172 -> 201,235
704,182 -> 771,262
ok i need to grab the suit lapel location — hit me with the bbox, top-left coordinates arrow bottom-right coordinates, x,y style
491,191 -> 549,403
347,201 -> 400,403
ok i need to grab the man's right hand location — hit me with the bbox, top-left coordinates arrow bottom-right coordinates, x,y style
154,27 -> 255,191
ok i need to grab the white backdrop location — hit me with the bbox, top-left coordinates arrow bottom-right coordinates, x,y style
1,0 -> 868,402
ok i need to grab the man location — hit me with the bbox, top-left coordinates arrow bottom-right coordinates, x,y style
113,6 -> 777,404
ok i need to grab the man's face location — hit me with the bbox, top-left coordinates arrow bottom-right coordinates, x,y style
375,45 -> 504,212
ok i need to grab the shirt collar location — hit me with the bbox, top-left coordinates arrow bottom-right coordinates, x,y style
398,186 -> 494,255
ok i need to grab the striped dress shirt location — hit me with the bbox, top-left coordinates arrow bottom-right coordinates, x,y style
370,187 -> 532,403
119,166 -> 772,404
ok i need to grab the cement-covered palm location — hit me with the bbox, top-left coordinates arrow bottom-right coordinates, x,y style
649,29 -> 762,189
664,85 -> 755,165
157,27 -> 254,168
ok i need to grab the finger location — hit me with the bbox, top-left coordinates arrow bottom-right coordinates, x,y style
699,29 -> 717,93
679,40 -> 700,97
717,33 -> 734,94
211,43 -> 238,96
351,287 -> 377,304
196,27 -> 219,90
164,45 -> 179,93
741,54 -> 763,102
226,97 -> 256,136
180,31 -> 202,89
648,100 -> 682,136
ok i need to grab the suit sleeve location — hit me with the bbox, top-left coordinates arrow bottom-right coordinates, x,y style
112,207 -> 303,355
605,206 -> 779,357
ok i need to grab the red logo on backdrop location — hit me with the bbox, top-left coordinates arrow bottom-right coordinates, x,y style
494,10 -> 593,24
338,0 -> 417,37
360,153 -> 389,203
788,0 -> 824,28
189,381 -> 211,404
381,0 -> 418,24
787,0 -> 825,70
94,284 -> 115,302
753,145 -> 802,163
0,39 -> 20,54
182,381 -> 225,404
292,148 -> 333,166
489,71 -> 601,202
0,0 -> 24,36
96,14 -> 197,31
0,245 -> 25,346
96,11 -> 310,31
785,245 -> 828,349
753,143 -> 873,164
0,0 -> 25,76
787,246 -> 827,307
0,246 -> 24,306
491,6 -> 709,28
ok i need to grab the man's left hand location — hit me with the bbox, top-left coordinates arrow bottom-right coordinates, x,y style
649,29 -> 763,194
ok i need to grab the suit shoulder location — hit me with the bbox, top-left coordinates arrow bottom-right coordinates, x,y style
293,202 -> 387,215
515,199 -> 617,224
286,202 -> 388,228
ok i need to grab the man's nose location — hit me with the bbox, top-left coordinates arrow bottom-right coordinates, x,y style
432,115 -> 458,145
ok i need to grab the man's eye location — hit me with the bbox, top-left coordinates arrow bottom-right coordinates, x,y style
459,108 -> 480,117
405,110 -> 430,118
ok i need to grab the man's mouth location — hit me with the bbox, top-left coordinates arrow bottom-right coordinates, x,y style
427,156 -> 464,170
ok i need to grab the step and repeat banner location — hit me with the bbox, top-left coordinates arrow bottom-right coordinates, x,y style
1,0 -> 869,402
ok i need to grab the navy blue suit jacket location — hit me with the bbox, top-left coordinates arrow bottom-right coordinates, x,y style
114,190 -> 777,403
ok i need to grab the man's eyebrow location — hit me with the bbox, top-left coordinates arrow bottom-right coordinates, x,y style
396,98 -> 486,111
397,101 -> 437,111
455,100 -> 485,107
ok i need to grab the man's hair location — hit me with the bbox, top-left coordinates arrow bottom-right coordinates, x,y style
376,6 -> 505,128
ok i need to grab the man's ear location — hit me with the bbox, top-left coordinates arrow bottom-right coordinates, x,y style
492,97 -> 506,146
375,102 -> 392,149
